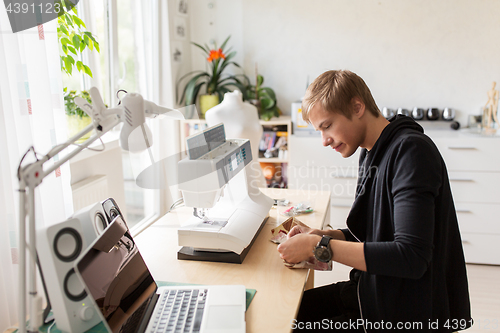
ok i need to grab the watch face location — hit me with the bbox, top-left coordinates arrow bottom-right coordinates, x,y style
315,247 -> 331,263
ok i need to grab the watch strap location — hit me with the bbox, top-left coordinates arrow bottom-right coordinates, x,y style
319,235 -> 333,247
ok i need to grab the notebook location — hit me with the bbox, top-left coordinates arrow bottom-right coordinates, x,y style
74,216 -> 246,333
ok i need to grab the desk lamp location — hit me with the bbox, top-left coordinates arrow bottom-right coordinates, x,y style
16,87 -> 184,333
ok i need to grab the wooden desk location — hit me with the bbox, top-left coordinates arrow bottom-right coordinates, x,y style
134,188 -> 331,333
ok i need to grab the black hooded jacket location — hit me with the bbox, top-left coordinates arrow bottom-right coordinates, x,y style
340,116 -> 472,332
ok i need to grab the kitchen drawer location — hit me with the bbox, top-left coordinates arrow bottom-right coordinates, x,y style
460,232 -> 500,265
455,203 -> 500,234
448,171 -> 500,203
328,198 -> 354,229
289,136 -> 360,169
327,202 -> 500,234
432,137 -> 500,172
288,166 -> 358,199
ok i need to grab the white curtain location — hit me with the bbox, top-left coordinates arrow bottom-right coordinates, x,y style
0,8 -> 73,331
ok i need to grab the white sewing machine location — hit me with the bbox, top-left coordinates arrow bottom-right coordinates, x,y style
177,123 -> 273,263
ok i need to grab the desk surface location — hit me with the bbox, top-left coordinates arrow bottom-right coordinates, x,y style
134,188 -> 331,333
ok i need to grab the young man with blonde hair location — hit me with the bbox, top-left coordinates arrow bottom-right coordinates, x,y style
278,70 -> 472,332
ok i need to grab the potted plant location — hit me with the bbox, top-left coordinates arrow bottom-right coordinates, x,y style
57,1 -> 100,140
176,36 -> 247,118
64,88 -> 93,142
244,68 -> 281,121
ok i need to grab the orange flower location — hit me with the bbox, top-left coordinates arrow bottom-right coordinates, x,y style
207,48 -> 226,62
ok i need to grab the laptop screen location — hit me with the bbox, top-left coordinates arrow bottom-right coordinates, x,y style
76,217 -> 157,333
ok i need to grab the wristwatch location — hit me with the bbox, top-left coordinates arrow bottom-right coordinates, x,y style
313,235 -> 333,263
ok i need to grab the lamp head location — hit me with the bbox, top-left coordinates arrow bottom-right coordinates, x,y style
119,93 -> 153,152
75,88 -> 184,152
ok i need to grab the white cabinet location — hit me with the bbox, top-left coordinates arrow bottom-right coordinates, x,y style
289,131 -> 500,265
430,131 -> 500,265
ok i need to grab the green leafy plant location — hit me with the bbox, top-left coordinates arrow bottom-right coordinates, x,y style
57,1 -> 100,78
57,1 -> 100,118
176,36 -> 247,106
244,73 -> 281,121
63,88 -> 91,118
63,88 -> 108,118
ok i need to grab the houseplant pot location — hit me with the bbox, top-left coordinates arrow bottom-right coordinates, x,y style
199,94 -> 220,117
66,114 -> 92,143
64,89 -> 94,143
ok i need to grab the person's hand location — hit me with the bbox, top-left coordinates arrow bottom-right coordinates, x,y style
287,225 -> 324,239
287,225 -> 310,238
277,233 -> 321,264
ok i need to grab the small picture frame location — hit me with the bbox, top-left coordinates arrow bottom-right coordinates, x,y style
176,0 -> 188,16
174,16 -> 187,41
172,42 -> 184,64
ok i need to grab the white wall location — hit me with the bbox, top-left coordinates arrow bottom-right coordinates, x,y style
69,144 -> 127,218
189,0 -> 500,126
189,0 -> 244,79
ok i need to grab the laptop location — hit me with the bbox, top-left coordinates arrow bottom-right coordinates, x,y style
74,216 -> 246,333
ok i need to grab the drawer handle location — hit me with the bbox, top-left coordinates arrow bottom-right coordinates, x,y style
449,178 -> 474,182
329,173 -> 357,179
331,203 -> 352,208
456,209 -> 472,213
461,240 -> 470,244
447,146 -> 477,150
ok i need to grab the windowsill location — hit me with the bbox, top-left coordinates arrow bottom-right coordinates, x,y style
69,129 -> 121,164
130,212 -> 161,237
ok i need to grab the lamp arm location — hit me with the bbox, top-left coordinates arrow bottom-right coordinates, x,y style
17,86 -> 179,333
102,106 -> 124,117
44,123 -> 95,161
17,179 -> 27,333
42,117 -> 121,178
17,115 -> 121,333
143,100 -> 184,120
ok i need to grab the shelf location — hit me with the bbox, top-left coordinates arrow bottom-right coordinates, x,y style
259,116 -> 291,164
179,115 -> 292,189
181,118 -> 208,124
259,116 -> 291,125
181,116 -> 291,125
258,158 -> 288,163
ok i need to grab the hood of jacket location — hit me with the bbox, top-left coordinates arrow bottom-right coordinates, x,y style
347,115 -> 424,240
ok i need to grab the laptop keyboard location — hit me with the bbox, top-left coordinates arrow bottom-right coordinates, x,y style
147,289 -> 208,333
120,298 -> 149,333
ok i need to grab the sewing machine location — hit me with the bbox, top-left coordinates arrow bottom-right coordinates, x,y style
177,123 -> 274,263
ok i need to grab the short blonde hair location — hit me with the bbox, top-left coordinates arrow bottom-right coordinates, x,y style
302,70 -> 380,122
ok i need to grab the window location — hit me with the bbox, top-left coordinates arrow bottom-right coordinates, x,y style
68,0 -> 162,231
